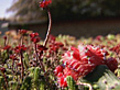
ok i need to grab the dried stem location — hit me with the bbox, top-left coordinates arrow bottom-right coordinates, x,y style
43,9 -> 52,47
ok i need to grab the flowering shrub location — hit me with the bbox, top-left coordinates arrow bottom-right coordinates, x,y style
0,0 -> 120,90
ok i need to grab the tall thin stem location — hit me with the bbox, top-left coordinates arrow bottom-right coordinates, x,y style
2,73 -> 8,89
34,44 -> 45,72
43,9 -> 52,47
20,50 -> 24,81
20,35 -> 24,81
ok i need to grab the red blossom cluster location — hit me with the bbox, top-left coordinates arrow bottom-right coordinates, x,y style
19,29 -> 27,35
30,33 -> 40,43
3,45 -> 11,51
110,44 -> 120,54
10,54 -> 18,61
54,45 -> 118,87
14,45 -> 27,53
48,35 -> 65,54
40,0 -> 52,8
105,57 -> 118,72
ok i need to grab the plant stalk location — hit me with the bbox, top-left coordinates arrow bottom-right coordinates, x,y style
43,9 -> 52,47
34,44 -> 45,72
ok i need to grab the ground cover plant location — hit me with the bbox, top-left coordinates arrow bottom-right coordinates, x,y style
0,0 -> 120,90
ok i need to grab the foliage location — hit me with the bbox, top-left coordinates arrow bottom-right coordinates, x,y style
0,30 -> 120,90
8,0 -> 120,22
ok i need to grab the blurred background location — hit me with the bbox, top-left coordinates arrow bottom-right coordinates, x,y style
1,0 -> 120,38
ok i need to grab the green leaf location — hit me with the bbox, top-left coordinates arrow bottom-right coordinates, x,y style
97,70 -> 120,90
83,65 -> 120,90
20,76 -> 32,90
84,65 -> 109,82
66,76 -> 78,90
34,67 -> 40,82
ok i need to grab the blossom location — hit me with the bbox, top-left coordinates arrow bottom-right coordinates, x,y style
36,44 -> 47,51
30,33 -> 40,43
30,33 -> 39,38
3,36 -> 7,40
31,37 -> 40,43
54,45 -> 110,87
105,57 -> 118,72
19,29 -> 27,35
14,45 -> 27,53
3,45 -> 11,51
40,0 -> 52,8
10,54 -> 18,60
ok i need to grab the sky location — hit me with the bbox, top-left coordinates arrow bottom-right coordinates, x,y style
0,0 -> 13,18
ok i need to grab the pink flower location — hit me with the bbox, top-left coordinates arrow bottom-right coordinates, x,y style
40,0 -> 52,8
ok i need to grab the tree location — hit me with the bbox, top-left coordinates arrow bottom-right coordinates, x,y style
8,0 -> 120,22
7,0 -> 45,22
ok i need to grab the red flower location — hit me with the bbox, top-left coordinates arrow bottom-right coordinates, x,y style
30,33 -> 39,38
14,45 -> 27,53
95,35 -> 103,41
63,67 -> 79,81
36,44 -> 47,51
19,29 -> 27,35
40,0 -> 52,8
54,45 -> 109,87
110,44 -> 120,54
105,57 -> 118,72
30,33 -> 40,43
3,36 -> 7,40
10,54 -> 18,60
3,45 -> 11,51
58,76 -> 67,88
31,37 -> 40,43
54,65 -> 64,76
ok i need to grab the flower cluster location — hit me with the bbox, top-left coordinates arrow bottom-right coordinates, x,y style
54,45 -> 118,87
3,45 -> 11,51
14,45 -> 27,53
30,33 -> 40,43
19,29 -> 27,35
10,54 -> 18,61
105,57 -> 118,72
110,44 -> 120,54
40,0 -> 52,8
